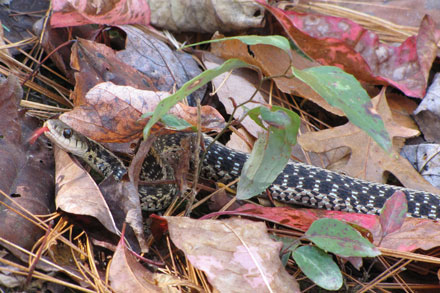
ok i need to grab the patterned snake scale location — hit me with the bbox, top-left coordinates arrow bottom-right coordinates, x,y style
43,119 -> 440,220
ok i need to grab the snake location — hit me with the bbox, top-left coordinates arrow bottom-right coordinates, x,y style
43,119 -> 440,220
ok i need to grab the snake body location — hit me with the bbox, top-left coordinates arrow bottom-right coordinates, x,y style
44,119 -> 440,220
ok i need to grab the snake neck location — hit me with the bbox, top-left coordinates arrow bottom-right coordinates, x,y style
83,140 -> 127,180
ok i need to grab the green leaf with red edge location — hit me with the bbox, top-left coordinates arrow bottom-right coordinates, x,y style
379,190 -> 408,237
293,246 -> 343,291
237,105 -> 300,199
305,218 -> 380,258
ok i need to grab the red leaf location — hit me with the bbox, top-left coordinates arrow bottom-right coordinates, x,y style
206,203 -> 379,232
256,0 -> 440,98
150,214 -> 168,240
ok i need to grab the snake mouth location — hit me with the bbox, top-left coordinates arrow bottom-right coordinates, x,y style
43,119 -> 89,157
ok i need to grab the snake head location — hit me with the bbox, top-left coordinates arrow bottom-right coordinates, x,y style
43,119 -> 90,157
43,119 -> 128,180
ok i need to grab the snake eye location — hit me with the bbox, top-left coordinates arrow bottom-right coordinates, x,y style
62,128 -> 72,139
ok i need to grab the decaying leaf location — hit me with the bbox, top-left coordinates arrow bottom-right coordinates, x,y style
413,73 -> 440,142
165,216 -> 300,293
401,143 -> 440,189
59,82 -> 225,143
295,0 -> 440,31
0,75 -> 55,258
70,38 -> 158,106
149,0 -> 264,33
377,218 -> 440,251
51,0 -> 150,28
257,1 -> 440,98
117,25 -> 207,105
298,89 -> 438,193
108,235 -> 162,292
53,146 -> 118,235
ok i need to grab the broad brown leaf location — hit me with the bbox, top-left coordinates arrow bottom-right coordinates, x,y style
166,216 -> 300,293
149,0 -> 264,33
117,25 -> 207,105
70,38 -> 157,106
59,82 -> 225,143
0,75 -> 54,257
210,36 -> 344,116
377,218 -> 440,251
298,89 -> 439,193
108,236 -> 162,293
54,146 -> 119,235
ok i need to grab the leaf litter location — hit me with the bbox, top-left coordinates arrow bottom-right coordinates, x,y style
3,1 -> 440,292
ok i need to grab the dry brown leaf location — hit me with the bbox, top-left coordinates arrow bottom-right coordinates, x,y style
59,82 -> 225,143
54,146 -> 119,235
226,128 -> 254,153
203,53 -> 267,138
210,37 -> 344,116
117,25 -> 207,105
375,218 -> 440,251
0,75 -> 55,258
70,38 -> 158,106
108,237 -> 161,293
149,0 -> 264,33
298,89 -> 440,193
166,217 -> 300,293
54,145 -> 147,251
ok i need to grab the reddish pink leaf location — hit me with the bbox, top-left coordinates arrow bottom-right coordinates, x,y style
256,0 -> 440,98
379,190 -> 408,237
149,214 -> 169,240
51,0 -> 150,28
206,204 -> 440,252
205,203 -> 379,232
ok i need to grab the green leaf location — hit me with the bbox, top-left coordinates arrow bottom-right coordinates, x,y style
291,66 -> 391,152
293,246 -> 343,291
237,106 -> 300,200
271,235 -> 300,267
160,113 -> 194,131
305,218 -> 380,258
143,58 -> 255,138
183,35 -> 292,55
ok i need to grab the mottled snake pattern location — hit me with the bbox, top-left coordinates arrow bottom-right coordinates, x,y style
43,119 -> 440,220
